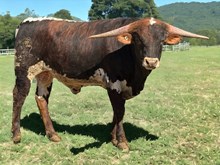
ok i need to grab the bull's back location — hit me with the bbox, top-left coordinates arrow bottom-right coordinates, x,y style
15,18 -> 137,76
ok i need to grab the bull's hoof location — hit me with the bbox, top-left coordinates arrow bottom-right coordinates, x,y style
112,139 -> 118,146
48,133 -> 61,142
117,142 -> 129,152
112,139 -> 129,151
12,135 -> 21,144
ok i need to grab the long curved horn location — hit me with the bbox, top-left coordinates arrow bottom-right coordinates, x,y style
89,19 -> 209,39
167,24 -> 209,39
89,24 -> 131,38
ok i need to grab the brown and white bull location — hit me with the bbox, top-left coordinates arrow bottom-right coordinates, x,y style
12,17 -> 208,150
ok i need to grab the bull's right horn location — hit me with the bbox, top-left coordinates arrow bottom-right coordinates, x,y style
167,24 -> 209,39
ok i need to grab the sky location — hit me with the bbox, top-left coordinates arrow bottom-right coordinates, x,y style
0,0 -> 218,21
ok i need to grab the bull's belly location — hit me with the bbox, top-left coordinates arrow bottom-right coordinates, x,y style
53,68 -> 109,94
28,61 -> 133,99
54,69 -> 133,99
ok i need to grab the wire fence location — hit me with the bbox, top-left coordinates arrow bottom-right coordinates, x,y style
0,49 -> 15,55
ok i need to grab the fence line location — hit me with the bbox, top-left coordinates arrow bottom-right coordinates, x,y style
0,42 -> 190,56
0,49 -> 15,55
163,42 -> 190,52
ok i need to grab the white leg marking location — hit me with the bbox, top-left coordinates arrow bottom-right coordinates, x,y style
36,80 -> 50,96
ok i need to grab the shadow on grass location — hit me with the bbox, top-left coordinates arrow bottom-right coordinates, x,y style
21,113 -> 158,154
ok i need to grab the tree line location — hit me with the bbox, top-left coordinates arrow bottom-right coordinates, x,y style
0,8 -> 78,49
158,2 -> 220,46
0,0 -> 219,49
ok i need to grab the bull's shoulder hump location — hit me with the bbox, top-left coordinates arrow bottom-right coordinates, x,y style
22,17 -> 77,24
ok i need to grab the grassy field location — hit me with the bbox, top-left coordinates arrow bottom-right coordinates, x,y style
0,46 -> 220,165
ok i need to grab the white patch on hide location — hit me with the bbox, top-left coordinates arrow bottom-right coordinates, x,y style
149,17 -> 156,25
53,68 -> 109,94
90,68 -> 109,84
110,80 -> 121,93
27,61 -> 51,81
109,80 -> 133,99
22,17 -> 76,24
27,63 -> 133,98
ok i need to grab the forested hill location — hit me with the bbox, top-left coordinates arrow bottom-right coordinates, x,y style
158,1 -> 220,32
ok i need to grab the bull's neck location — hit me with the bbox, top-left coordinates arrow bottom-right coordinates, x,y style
129,47 -> 152,96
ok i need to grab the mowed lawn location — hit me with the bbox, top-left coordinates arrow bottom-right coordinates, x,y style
0,46 -> 219,165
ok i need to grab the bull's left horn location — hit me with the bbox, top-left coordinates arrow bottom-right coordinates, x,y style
167,24 -> 209,39
89,24 -> 131,38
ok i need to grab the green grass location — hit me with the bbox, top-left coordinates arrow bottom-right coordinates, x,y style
0,46 -> 220,165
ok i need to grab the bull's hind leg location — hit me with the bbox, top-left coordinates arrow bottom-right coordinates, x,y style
35,71 -> 61,142
108,90 -> 129,151
12,69 -> 31,143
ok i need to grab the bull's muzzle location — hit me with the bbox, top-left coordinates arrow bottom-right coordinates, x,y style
142,57 -> 160,70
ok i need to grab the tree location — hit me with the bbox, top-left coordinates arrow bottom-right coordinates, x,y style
89,0 -> 160,20
186,29 -> 218,46
54,9 -> 72,20
16,8 -> 38,21
0,12 -> 20,48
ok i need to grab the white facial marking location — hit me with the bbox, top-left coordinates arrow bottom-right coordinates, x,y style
22,17 -> 76,24
149,17 -> 156,25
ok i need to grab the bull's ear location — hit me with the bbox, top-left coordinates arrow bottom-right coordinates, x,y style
117,33 -> 132,45
165,34 -> 182,45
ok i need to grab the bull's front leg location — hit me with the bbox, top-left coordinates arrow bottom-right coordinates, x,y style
107,90 -> 129,151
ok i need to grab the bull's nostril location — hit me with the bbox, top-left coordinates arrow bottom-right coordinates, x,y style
145,59 -> 149,65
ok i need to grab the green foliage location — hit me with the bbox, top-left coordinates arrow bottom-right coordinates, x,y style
72,16 -> 82,21
53,9 -> 73,20
0,12 -> 20,48
187,30 -> 220,46
89,0 -> 160,20
16,8 -> 39,21
158,2 -> 220,45
0,9 -> 82,49
159,2 -> 220,31
1,47 -> 220,164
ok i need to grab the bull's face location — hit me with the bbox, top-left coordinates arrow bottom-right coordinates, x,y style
90,18 -> 208,71
131,20 -> 169,70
